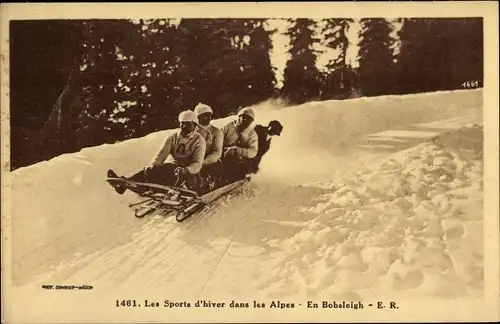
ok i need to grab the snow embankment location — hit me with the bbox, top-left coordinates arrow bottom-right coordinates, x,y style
258,125 -> 484,300
12,89 -> 482,178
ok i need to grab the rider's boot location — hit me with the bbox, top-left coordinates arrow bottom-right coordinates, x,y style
107,169 -> 127,195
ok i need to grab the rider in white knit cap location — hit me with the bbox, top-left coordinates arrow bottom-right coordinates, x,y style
194,103 -> 224,191
219,107 -> 259,183
107,110 -> 206,193
194,103 -> 223,166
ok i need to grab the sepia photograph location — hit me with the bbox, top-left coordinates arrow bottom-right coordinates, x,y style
1,2 -> 499,323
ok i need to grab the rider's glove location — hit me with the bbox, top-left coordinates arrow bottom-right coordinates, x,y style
224,147 -> 237,157
175,167 -> 189,177
144,165 -> 154,177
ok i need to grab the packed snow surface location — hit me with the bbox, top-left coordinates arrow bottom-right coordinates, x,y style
261,126 -> 484,300
7,89 -> 487,322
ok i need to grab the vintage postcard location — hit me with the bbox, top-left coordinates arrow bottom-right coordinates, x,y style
1,2 -> 499,323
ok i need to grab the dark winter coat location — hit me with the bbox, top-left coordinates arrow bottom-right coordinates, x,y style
249,124 -> 273,172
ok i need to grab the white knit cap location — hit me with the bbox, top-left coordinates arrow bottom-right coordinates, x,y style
238,107 -> 255,120
178,110 -> 198,123
194,103 -> 213,116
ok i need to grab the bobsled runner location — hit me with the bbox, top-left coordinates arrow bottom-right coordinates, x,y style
106,175 -> 251,222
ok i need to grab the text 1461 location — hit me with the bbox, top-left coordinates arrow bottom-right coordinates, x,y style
116,300 -> 139,307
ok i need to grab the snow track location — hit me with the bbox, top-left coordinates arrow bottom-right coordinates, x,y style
7,89 -> 486,319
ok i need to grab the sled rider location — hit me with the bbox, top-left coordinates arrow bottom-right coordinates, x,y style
249,120 -> 283,174
107,110 -> 206,193
219,107 -> 259,183
193,103 -> 224,189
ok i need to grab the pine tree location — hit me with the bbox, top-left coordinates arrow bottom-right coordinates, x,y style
145,19 -> 184,133
215,19 -> 259,111
431,18 -> 483,90
447,18 -> 483,89
397,18 -> 483,94
76,19 -> 141,147
322,18 -> 355,99
243,19 -> 278,104
323,18 -> 354,70
10,20 -> 87,169
108,19 -> 181,137
396,18 -> 446,94
176,19 -> 270,117
282,19 -> 322,104
10,20 -> 84,131
357,18 -> 396,97
175,19 -> 237,116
